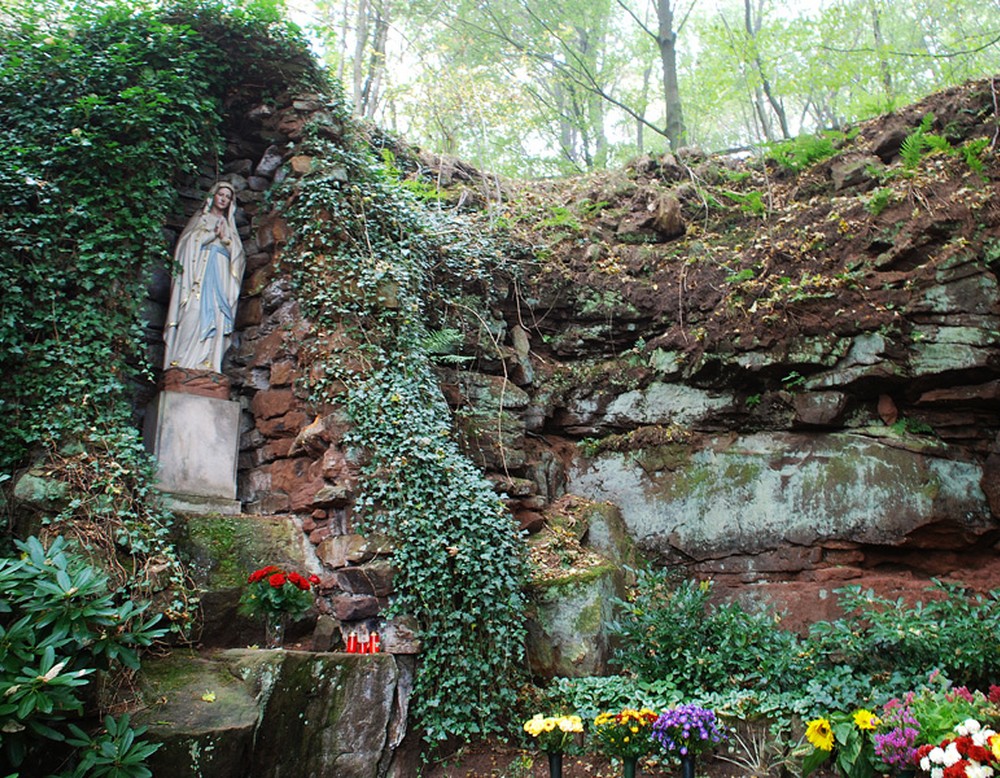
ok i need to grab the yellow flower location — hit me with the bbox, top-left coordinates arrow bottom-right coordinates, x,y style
806,718 -> 834,751
990,733 -> 1000,763
853,710 -> 881,731
558,715 -> 583,733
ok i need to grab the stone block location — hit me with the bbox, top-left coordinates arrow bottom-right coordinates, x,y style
145,391 -> 240,504
337,562 -> 394,596
332,593 -> 381,620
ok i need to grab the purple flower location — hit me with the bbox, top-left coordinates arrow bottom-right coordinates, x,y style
652,704 -> 728,758
874,699 -> 921,769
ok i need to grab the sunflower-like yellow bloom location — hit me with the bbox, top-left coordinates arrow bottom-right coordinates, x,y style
990,733 -> 1000,762
806,718 -> 835,751
557,715 -> 583,733
853,709 -> 881,731
524,714 -> 547,737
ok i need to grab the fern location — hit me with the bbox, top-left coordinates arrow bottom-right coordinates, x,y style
422,327 -> 463,354
900,113 -> 939,169
765,131 -> 839,172
923,134 -> 953,153
899,132 -> 927,169
962,138 -> 990,176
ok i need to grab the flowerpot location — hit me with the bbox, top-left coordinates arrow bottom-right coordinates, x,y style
681,754 -> 695,778
623,755 -> 639,778
264,614 -> 287,648
547,750 -> 563,778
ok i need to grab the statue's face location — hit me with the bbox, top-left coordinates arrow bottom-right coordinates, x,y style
213,186 -> 234,211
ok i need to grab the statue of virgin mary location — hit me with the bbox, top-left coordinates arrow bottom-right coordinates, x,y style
163,181 -> 246,372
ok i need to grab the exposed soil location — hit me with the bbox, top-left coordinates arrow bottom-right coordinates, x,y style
424,738 -> 747,778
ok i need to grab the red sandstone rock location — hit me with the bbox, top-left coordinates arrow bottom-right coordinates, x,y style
254,212 -> 289,250
983,453 -> 1000,518
517,510 -> 546,534
258,410 -> 311,438
878,394 -> 899,425
250,388 -> 296,420
234,296 -> 263,329
270,457 -> 326,511
308,525 -> 332,544
331,593 -> 380,621
269,360 -> 297,387
161,368 -> 231,399
289,416 -> 327,457
337,562 -> 394,596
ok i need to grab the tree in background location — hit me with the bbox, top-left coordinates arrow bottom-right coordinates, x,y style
301,0 -> 999,174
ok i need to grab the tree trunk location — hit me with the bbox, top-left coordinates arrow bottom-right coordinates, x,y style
359,1 -> 390,119
351,0 -> 369,114
745,0 -> 790,140
637,63 -> 652,153
870,0 -> 894,103
655,0 -> 686,150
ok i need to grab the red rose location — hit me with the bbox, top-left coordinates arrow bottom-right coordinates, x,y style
268,572 -> 287,588
308,574 -> 321,585
916,745 -> 935,759
288,572 -> 310,591
248,565 -> 279,583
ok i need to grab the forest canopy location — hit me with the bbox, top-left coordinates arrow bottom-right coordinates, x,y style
305,0 -> 1000,176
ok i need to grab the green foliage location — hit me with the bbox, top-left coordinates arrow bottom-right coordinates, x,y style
422,328 -> 473,365
864,187 -> 895,216
65,713 -> 161,778
890,417 -> 936,436
276,103 -> 527,749
808,581 -> 1000,690
722,189 -> 767,216
765,131 -> 844,172
0,0 -> 318,628
0,536 -> 166,775
609,572 -> 805,697
726,267 -> 756,284
900,113 -> 938,169
542,675 -> 683,724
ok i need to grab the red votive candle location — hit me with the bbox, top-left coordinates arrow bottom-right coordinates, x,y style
346,631 -> 358,653
370,632 -> 380,654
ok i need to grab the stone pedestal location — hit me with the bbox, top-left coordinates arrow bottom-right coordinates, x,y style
145,390 -> 241,515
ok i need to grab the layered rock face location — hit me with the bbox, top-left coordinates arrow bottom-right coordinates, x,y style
136,78 -> 999,654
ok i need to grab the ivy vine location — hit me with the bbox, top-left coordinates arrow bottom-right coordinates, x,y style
0,0 -> 320,623
277,111 -> 528,746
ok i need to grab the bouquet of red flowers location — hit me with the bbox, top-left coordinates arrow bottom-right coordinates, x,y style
239,565 -> 319,621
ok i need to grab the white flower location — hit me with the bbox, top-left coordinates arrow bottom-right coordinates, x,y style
922,757 -> 932,771
930,747 -> 947,764
944,742 -> 962,767
957,719 -> 982,737
973,730 -> 993,747
966,764 -> 994,778
931,768 -> 944,778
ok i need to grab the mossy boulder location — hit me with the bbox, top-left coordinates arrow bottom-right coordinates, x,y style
136,649 -> 414,778
525,563 -> 624,679
179,515 -> 321,646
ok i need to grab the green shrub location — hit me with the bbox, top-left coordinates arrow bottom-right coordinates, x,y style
0,536 -> 166,776
808,581 -> 1000,691
609,572 -> 806,697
